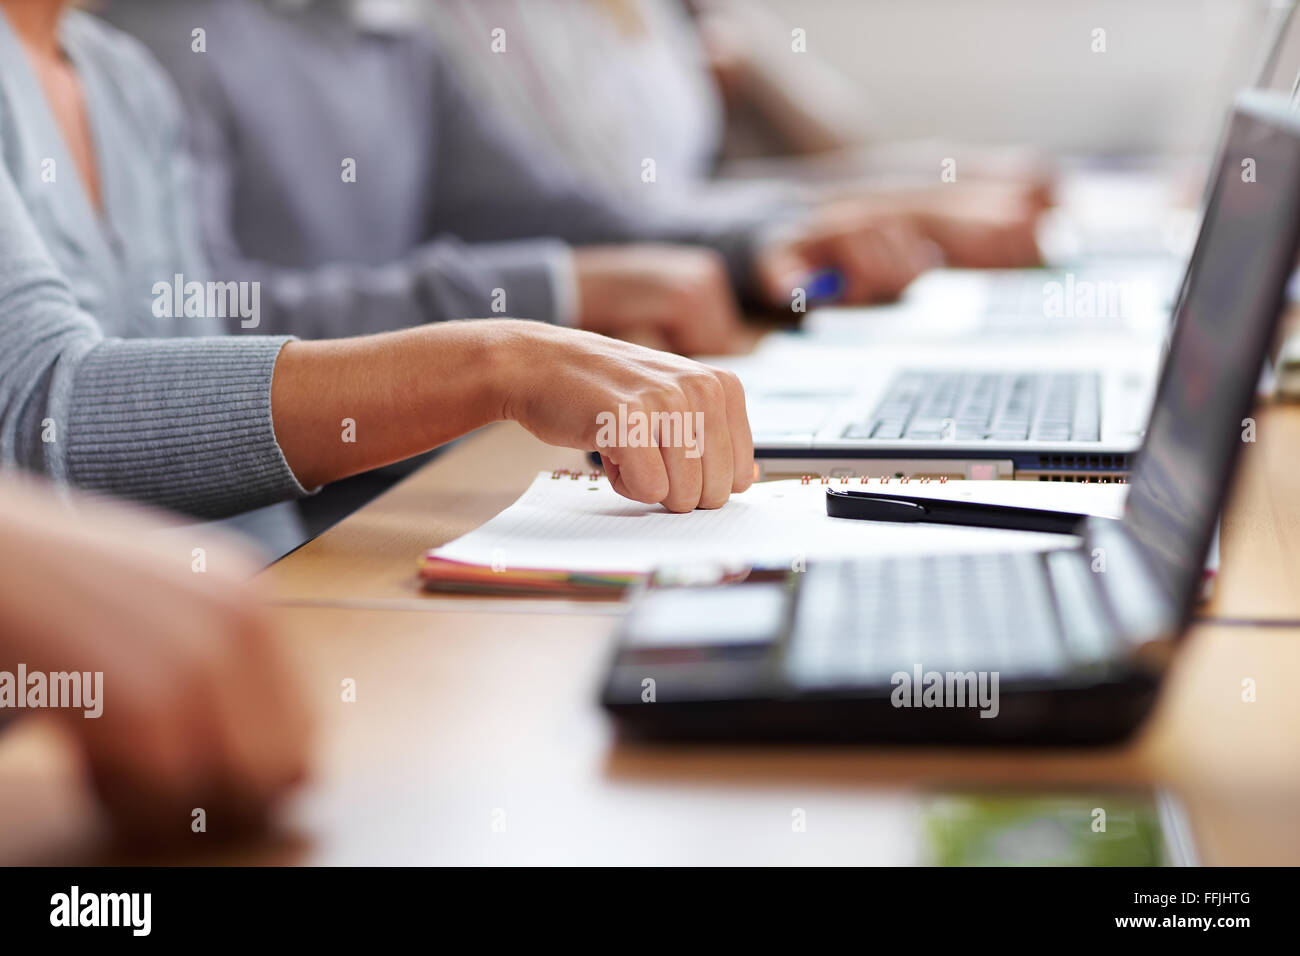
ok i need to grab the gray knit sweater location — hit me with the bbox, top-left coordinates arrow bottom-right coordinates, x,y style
0,10 -> 308,520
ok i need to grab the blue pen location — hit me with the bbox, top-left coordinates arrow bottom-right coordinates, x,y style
802,268 -> 844,305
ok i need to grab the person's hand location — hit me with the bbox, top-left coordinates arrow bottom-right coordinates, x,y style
0,483 -> 312,842
753,208 -> 937,309
955,150 -> 1057,212
907,183 -> 1043,268
573,245 -> 745,355
491,323 -> 754,512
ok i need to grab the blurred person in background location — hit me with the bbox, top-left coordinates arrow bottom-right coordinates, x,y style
97,0 -> 950,531
427,0 -> 1048,270
0,476 -> 312,842
100,0 -> 945,346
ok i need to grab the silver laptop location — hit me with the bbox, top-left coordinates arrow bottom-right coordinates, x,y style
732,86 -> 1282,482
729,7 -> 1299,483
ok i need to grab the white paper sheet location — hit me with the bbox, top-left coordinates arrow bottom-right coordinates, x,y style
430,472 -> 1128,574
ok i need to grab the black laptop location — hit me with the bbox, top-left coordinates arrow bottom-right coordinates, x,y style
601,91 -> 1300,745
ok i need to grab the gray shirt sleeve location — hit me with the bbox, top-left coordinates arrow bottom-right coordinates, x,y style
0,158 -> 308,519
181,66 -> 573,334
135,8 -> 573,336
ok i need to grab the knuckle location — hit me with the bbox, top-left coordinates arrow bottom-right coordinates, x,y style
714,367 -> 744,395
641,385 -> 684,412
687,369 -> 725,401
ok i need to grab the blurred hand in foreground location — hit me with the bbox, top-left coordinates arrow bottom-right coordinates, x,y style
0,480 -> 312,842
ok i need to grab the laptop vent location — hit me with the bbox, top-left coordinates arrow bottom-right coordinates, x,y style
1035,453 -> 1130,472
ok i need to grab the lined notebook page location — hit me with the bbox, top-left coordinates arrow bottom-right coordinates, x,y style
429,473 -> 1128,574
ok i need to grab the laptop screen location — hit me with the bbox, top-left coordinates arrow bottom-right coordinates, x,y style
1255,1 -> 1300,93
1124,94 -> 1300,616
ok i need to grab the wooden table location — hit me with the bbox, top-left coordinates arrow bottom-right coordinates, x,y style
2,405 -> 1298,865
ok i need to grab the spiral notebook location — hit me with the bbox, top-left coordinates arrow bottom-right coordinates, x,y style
419,470 -> 1130,596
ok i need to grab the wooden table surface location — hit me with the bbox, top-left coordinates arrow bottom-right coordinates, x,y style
2,400 -> 1298,865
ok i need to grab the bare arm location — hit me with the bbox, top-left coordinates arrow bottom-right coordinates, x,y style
696,0 -> 870,156
270,322 -> 508,490
271,319 -> 754,513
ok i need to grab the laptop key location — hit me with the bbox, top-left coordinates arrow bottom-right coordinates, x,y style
871,422 -> 904,439
907,417 -> 948,433
1031,427 -> 1071,441
859,371 -> 1103,446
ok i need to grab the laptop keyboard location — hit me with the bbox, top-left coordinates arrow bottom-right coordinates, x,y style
786,553 -> 1065,688
847,371 -> 1101,442
785,551 -> 1116,689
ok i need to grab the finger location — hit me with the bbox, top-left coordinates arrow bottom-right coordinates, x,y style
601,452 -> 622,488
821,232 -> 873,303
1013,224 -> 1042,266
713,367 -> 755,493
603,443 -> 670,505
758,242 -> 815,309
87,765 -> 200,844
876,224 -> 929,293
694,378 -> 733,509
844,231 -> 903,302
900,223 -> 939,277
656,405 -> 704,512
227,610 -> 313,798
948,225 -> 987,268
987,227 -> 1029,269
87,690 -> 215,840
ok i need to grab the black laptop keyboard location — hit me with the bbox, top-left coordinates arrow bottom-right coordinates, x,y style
785,551 -> 1114,688
845,371 -> 1101,442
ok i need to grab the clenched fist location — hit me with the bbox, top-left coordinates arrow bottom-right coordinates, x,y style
491,323 -> 754,512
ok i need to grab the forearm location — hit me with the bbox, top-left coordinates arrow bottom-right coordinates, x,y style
729,57 -> 858,156
270,320 -> 515,489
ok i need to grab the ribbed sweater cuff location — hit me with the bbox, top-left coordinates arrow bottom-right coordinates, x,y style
59,336 -> 309,518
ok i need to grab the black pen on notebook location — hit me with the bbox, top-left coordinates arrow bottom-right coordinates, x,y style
825,488 -> 1091,535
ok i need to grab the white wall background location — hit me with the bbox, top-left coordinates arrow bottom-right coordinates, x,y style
416,0 -> 1288,156
756,0 -> 1277,154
